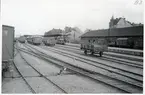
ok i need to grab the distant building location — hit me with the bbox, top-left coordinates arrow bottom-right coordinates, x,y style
109,16 -> 132,28
84,29 -> 91,33
81,26 -> 143,38
64,27 -> 83,43
64,26 -> 72,33
44,28 -> 63,37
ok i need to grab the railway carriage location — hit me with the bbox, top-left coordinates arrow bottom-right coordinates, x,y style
32,37 -> 42,45
2,25 -> 16,74
43,37 -> 57,46
2,25 -> 15,71
18,36 -> 26,43
27,37 -> 33,44
108,26 -> 143,49
116,38 -> 134,48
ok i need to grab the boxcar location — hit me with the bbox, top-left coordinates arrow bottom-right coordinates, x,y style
27,37 -> 33,44
2,25 -> 15,70
2,25 -> 15,61
43,37 -> 56,46
32,37 -> 42,45
116,38 -> 133,48
18,36 -> 26,43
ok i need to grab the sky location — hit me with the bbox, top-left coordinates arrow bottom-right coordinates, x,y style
1,0 -> 144,36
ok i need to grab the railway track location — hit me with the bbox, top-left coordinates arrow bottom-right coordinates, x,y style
14,45 -> 124,93
40,45 -> 143,72
13,52 -> 36,93
2,43 -> 35,93
59,44 -> 143,57
54,45 -> 143,67
21,43 -> 142,93
57,43 -> 143,57
39,45 -> 143,83
14,44 -> 67,93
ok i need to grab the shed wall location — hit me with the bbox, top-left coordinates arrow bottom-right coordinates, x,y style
2,25 -> 15,61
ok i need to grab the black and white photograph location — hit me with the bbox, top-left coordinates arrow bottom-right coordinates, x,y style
1,0 -> 143,94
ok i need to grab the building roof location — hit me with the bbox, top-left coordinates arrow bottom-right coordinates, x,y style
112,18 -> 121,25
44,29 -> 63,37
2,25 -> 14,28
81,25 -> 143,38
81,29 -> 109,37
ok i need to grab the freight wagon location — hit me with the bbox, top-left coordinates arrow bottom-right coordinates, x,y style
56,39 -> 65,45
27,36 -> 42,45
56,36 -> 66,45
27,37 -> 33,44
42,37 -> 57,46
116,38 -> 134,48
109,26 -> 143,49
18,36 -> 26,43
32,37 -> 42,45
2,25 -> 15,71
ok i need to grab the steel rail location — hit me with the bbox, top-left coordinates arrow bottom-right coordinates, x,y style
23,44 -> 142,93
13,45 -> 36,93
39,46 -> 143,82
54,45 -> 143,67
15,45 -> 67,93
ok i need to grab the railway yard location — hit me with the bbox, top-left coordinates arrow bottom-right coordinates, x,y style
2,0 -> 144,94
2,42 -> 143,93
